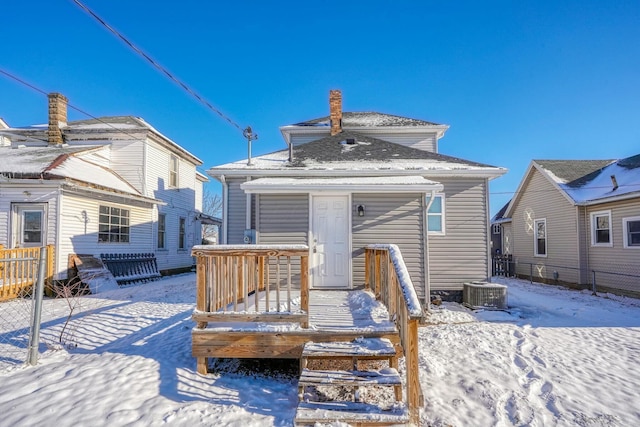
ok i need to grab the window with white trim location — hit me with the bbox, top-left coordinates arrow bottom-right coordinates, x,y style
492,224 -> 501,234
623,216 -> 640,248
426,194 -> 445,234
169,155 -> 179,188
590,210 -> 612,246
534,218 -> 547,256
98,205 -> 130,243
178,217 -> 186,249
157,214 -> 166,249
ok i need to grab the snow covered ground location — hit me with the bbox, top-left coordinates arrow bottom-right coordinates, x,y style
0,274 -> 639,426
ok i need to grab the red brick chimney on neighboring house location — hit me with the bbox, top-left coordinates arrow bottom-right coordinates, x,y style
329,89 -> 342,136
48,92 -> 68,145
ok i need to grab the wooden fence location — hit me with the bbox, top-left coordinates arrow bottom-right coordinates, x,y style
191,245 -> 310,328
0,245 -> 54,302
365,244 -> 424,425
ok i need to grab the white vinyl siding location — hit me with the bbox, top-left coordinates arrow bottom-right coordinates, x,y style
590,210 -> 612,246
109,139 -> 145,193
59,193 -> 154,280
352,193 -> 425,297
428,178 -> 489,291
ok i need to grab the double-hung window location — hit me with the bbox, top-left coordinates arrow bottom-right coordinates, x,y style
169,155 -> 179,188
591,211 -> 612,246
623,216 -> 640,248
425,194 -> 445,235
98,205 -> 130,243
534,218 -> 547,256
178,217 -> 186,250
157,214 -> 166,249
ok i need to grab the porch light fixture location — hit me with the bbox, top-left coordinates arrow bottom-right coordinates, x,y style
357,205 -> 365,217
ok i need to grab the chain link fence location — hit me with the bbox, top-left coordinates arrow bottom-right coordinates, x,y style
492,255 -> 640,297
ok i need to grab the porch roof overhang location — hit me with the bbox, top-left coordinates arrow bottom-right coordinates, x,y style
240,176 -> 444,194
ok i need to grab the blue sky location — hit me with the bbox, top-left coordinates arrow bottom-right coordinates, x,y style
2,1 -> 639,215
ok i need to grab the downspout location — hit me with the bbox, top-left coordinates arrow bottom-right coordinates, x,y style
55,185 -> 63,280
484,178 -> 491,280
220,174 -> 228,244
423,190 -> 436,309
245,176 -> 252,231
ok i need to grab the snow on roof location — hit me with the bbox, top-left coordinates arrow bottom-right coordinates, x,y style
241,176 -> 444,194
561,161 -> 640,203
0,145 -> 99,174
294,112 -> 441,127
0,144 -> 141,195
535,156 -> 640,204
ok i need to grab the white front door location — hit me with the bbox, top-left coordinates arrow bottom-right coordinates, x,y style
12,204 -> 47,248
311,195 -> 350,289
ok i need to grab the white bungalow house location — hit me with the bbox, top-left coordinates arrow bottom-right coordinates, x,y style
496,155 -> 640,296
208,90 -> 507,304
0,93 -> 214,285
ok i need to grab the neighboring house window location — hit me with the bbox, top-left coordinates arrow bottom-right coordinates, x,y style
492,224 -> 501,234
178,217 -> 186,249
534,218 -> 547,256
157,214 -> 166,249
98,205 -> 130,243
623,216 -> 640,248
590,211 -> 612,246
169,155 -> 179,188
426,194 -> 445,234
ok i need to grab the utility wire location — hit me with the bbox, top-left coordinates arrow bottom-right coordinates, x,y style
72,0 -> 245,134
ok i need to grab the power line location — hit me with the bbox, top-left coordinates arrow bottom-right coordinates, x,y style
72,0 -> 246,134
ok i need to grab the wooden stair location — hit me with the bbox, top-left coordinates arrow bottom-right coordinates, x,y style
295,337 -> 410,426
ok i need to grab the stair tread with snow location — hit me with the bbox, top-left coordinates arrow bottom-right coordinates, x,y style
295,401 -> 409,426
302,337 -> 397,359
299,368 -> 401,386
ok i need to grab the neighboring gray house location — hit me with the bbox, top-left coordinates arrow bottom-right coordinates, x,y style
208,90 -> 506,304
499,156 -> 640,296
0,93 -> 211,283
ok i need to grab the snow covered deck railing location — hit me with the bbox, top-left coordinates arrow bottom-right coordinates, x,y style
191,245 -> 310,329
0,245 -> 54,302
365,244 -> 424,425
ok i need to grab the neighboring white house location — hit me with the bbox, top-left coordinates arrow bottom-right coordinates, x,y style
497,156 -> 640,296
208,90 -> 507,305
0,93 -> 211,281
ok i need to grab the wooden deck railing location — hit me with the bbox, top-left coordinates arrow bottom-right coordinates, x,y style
191,245 -> 310,328
365,244 -> 424,425
0,245 -> 54,302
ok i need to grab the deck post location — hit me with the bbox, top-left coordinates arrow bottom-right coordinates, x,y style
406,318 -> 422,424
196,256 -> 206,312
374,250 -> 381,297
300,254 -> 309,328
364,249 -> 370,291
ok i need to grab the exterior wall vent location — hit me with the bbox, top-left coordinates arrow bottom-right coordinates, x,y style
463,281 -> 508,310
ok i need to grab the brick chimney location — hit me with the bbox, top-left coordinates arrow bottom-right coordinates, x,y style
48,93 -> 68,145
329,89 -> 342,136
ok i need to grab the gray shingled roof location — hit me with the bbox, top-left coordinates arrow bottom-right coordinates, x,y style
534,159 -> 615,186
289,130 -> 493,167
491,201 -> 510,222
294,112 -> 440,127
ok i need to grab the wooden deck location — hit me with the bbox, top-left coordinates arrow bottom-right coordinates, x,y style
192,289 -> 400,360
191,244 -> 424,424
